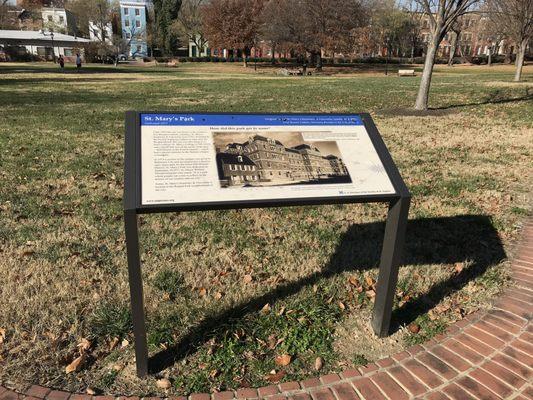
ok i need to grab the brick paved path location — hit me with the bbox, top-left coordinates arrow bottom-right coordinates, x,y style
1,220 -> 532,400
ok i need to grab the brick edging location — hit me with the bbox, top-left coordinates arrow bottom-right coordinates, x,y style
2,219 -> 532,400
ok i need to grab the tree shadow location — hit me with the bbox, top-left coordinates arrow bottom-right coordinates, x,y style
148,214 -> 506,373
0,64 -> 178,75
433,89 -> 532,110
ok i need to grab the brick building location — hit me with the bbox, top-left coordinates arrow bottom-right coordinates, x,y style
216,134 -> 349,187
418,13 -> 518,59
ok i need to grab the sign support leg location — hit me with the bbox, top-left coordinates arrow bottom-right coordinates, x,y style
124,209 -> 149,377
371,196 -> 410,337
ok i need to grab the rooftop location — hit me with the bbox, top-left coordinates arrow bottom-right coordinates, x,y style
0,30 -> 90,43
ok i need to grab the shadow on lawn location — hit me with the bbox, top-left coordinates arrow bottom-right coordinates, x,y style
434,89 -> 532,110
148,214 -> 506,373
0,64 -> 175,75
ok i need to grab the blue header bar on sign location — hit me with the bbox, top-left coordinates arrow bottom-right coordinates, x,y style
140,113 -> 363,126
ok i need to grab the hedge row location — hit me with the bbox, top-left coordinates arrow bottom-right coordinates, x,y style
149,56 -> 430,64
147,54 -> 531,65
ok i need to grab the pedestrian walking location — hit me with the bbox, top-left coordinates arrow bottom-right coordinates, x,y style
58,55 -> 65,70
76,53 -> 82,71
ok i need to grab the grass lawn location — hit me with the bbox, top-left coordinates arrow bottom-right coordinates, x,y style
0,62 -> 531,396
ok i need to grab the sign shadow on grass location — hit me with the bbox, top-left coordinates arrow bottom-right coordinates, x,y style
148,214 -> 506,373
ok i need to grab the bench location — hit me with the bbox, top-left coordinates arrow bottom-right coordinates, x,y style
398,69 -> 416,77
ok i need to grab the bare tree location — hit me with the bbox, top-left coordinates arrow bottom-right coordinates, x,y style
260,0 -> 366,69
485,0 -> 533,81
260,0 -> 292,64
447,19 -> 461,66
0,0 -> 14,30
202,0 -> 265,67
174,0 -> 208,57
413,0 -> 480,110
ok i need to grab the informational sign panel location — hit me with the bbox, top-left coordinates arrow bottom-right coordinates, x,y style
139,113 -> 396,208
123,112 -> 411,378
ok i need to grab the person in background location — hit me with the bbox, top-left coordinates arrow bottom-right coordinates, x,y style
58,55 -> 65,71
76,53 -> 82,71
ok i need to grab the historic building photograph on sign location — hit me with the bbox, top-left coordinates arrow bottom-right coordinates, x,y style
213,131 -> 351,188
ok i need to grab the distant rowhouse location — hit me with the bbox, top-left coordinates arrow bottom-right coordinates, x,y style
119,0 -> 149,58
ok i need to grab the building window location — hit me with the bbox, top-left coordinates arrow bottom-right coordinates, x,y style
135,8 -> 140,16
125,20 -> 130,27
137,45 -> 142,52
59,16 -> 64,24
64,48 -> 73,56
47,15 -> 53,22
124,7 -> 129,15
125,32 -> 131,39
135,20 -> 141,28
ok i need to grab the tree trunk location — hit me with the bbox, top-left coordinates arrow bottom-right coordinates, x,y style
271,43 -> 276,65
488,46 -> 492,67
410,44 -> 415,63
514,39 -> 527,82
316,52 -> 323,71
505,47 -> 512,64
448,31 -> 458,67
414,37 -> 438,111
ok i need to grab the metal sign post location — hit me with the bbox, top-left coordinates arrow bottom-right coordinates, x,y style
123,112 -> 410,377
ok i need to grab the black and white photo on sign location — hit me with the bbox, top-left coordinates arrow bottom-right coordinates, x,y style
213,131 -> 352,188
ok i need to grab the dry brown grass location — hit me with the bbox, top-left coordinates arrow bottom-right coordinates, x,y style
0,62 -> 531,396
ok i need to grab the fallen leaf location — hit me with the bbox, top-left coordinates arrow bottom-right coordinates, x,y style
366,289 -> 376,298
454,262 -> 464,274
121,339 -> 129,348
365,276 -> 376,288
109,337 -> 119,351
348,276 -> 360,287
314,357 -> 324,371
277,306 -> 286,316
0,328 -> 5,344
339,302 -> 346,310
408,323 -> 420,334
198,287 -> 207,297
275,354 -> 292,366
86,388 -> 96,395
261,303 -> 271,314
65,353 -> 86,374
77,338 -> 91,352
243,274 -> 253,283
266,370 -> 286,383
156,378 -> 171,389
214,292 -> 223,300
